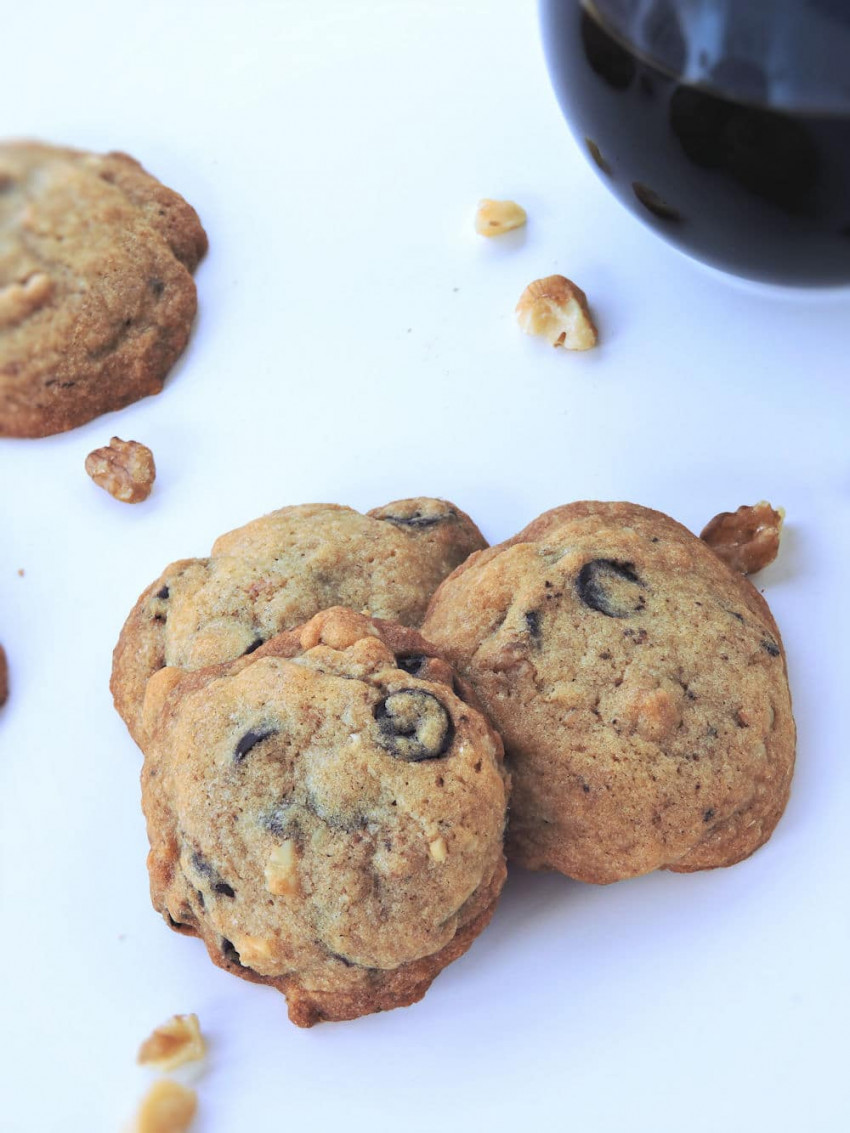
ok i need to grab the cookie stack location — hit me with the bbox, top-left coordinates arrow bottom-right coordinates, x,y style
112,497 -> 795,1026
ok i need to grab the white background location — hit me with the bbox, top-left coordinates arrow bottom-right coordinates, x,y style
1,2 -> 848,1131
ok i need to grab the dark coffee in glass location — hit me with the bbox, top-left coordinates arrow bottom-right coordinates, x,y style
540,0 -> 850,285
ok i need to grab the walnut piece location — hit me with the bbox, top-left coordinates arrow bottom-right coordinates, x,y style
265,841 -> 300,896
85,437 -> 155,503
516,275 -> 597,350
137,1014 -> 205,1071
132,1079 -> 197,1133
0,644 -> 7,707
475,198 -> 527,237
700,501 -> 785,575
428,836 -> 448,863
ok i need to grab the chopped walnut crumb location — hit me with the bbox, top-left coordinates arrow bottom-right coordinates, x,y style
137,1014 -> 205,1072
132,1079 -> 197,1133
428,836 -> 448,863
516,275 -> 597,350
85,437 -> 156,503
475,198 -> 527,237
0,644 -> 7,707
265,840 -> 300,896
700,501 -> 785,575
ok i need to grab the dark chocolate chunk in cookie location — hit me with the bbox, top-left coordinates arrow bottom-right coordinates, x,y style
374,690 -> 453,761
576,558 -> 645,618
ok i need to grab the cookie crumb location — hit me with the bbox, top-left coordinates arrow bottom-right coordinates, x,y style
86,437 -> 156,503
132,1079 -> 197,1133
0,644 -> 7,707
700,501 -> 784,574
137,1014 -> 205,1072
265,841 -> 300,896
516,275 -> 597,350
16,568 -> 24,577
475,198 -> 527,237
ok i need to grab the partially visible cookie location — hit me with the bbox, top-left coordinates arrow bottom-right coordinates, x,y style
0,141 -> 206,437
112,498 -> 486,745
0,643 -> 7,706
422,501 -> 796,884
141,607 -> 508,1026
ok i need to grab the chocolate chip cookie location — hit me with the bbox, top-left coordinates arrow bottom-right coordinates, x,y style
0,141 -> 206,437
112,498 -> 486,745
422,501 -> 795,884
141,608 -> 508,1026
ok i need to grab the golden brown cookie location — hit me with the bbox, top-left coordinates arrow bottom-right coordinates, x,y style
0,141 -> 206,437
141,608 -> 508,1026
112,498 -> 486,745
422,501 -> 795,884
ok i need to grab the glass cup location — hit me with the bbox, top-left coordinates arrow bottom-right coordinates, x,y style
540,0 -> 850,286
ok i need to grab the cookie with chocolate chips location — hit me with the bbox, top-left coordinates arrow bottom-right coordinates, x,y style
141,607 -> 508,1026
112,498 -> 486,745
0,140 -> 206,437
422,501 -> 795,884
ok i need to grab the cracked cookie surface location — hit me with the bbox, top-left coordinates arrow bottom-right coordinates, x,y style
0,140 -> 206,437
112,498 -> 486,745
422,501 -> 795,883
141,607 -> 508,1026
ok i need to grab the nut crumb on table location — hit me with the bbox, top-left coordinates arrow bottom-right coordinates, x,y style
700,501 -> 784,575
132,1079 -> 197,1133
516,274 -> 597,350
86,437 -> 156,503
475,198 -> 527,236
137,1014 -> 205,1071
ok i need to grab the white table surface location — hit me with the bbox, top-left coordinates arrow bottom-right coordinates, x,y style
1,2 -> 848,1131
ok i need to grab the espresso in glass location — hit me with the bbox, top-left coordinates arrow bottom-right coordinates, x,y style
540,0 -> 850,285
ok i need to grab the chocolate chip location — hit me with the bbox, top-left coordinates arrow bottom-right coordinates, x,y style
380,512 -> 448,529
191,850 -> 212,877
703,808 -> 715,822
397,655 -> 427,676
761,638 -> 781,657
221,938 -> 243,966
191,850 -> 236,897
266,805 -> 294,837
155,585 -> 169,600
234,727 -> 277,762
727,609 -> 746,623
242,637 -> 264,656
165,912 -> 187,930
329,950 -> 355,968
374,689 -> 453,761
149,278 -> 165,296
524,610 -> 542,644
577,559 -> 646,618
